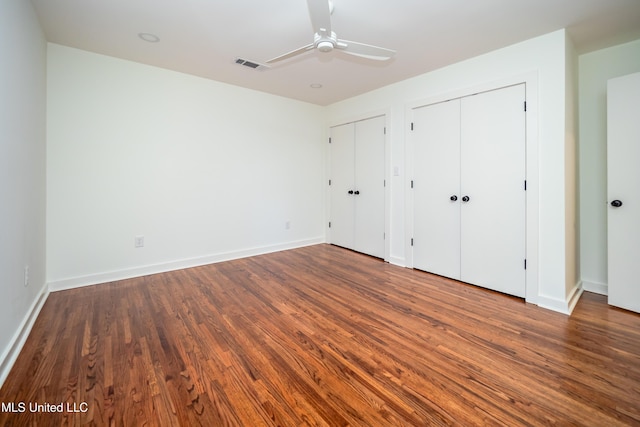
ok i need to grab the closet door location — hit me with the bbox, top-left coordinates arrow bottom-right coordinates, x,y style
329,123 -> 355,250
329,116 -> 385,258
354,115 -> 386,258
412,100 -> 461,278
460,84 -> 526,297
607,72 -> 640,313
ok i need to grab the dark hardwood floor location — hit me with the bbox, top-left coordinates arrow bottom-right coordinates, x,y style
1,244 -> 639,426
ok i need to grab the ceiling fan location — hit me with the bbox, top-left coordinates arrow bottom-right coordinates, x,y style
266,0 -> 396,64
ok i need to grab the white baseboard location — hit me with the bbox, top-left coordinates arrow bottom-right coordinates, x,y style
566,282 -> 585,314
537,281 -> 584,315
388,255 -> 406,268
48,238 -> 325,292
582,280 -> 608,296
0,283 -> 49,389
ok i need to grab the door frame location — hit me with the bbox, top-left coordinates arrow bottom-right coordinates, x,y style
406,72 -> 539,305
327,110 -> 391,262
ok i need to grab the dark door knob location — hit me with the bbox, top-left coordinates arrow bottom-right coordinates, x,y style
354,190 -> 360,195
450,195 -> 458,201
611,200 -> 623,207
462,196 -> 470,202
348,190 -> 354,194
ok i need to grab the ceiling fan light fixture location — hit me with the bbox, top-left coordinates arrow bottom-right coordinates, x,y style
317,40 -> 334,52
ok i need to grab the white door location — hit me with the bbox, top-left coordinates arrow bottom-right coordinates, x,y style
412,84 -> 526,298
607,72 -> 640,313
412,100 -> 461,278
329,116 -> 385,258
330,123 -> 355,250
460,84 -> 526,297
354,115 -> 386,258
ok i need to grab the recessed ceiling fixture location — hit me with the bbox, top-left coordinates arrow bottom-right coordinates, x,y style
138,33 -> 160,43
310,83 -> 323,88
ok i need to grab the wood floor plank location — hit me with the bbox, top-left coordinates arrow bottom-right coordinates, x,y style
1,244 -> 640,426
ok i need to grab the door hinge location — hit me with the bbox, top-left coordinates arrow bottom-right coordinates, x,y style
384,232 -> 386,240
524,101 -> 527,112
329,221 -> 331,228
524,180 -> 527,191
524,259 -> 527,270
329,137 -> 332,144
329,179 -> 332,186
410,122 -> 414,131
384,127 -> 387,135
411,238 -> 414,246
384,179 -> 386,187
411,180 -> 414,189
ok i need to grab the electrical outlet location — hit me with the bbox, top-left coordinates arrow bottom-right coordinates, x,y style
134,235 -> 144,248
24,265 -> 29,287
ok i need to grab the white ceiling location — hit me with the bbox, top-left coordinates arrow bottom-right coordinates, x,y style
30,0 -> 640,106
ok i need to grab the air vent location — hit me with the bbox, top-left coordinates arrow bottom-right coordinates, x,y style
234,58 -> 268,71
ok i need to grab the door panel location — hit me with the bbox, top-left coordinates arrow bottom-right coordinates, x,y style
354,116 -> 386,258
608,72 -> 640,313
330,123 -> 355,249
412,100 -> 461,278
460,84 -> 526,297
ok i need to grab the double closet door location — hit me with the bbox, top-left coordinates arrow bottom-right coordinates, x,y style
412,84 -> 526,297
330,116 -> 385,259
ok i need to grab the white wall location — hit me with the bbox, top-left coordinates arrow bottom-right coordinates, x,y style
327,30 -> 575,312
47,44 -> 326,289
0,0 -> 48,384
565,34 -> 580,302
578,38 -> 640,295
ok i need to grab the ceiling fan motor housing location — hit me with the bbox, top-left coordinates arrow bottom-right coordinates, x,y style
314,31 -> 337,52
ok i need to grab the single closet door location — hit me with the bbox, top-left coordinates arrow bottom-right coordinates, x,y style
460,84 -> 526,297
329,122 -> 356,250
412,99 -> 461,278
354,115 -> 386,258
329,116 -> 385,258
607,72 -> 640,313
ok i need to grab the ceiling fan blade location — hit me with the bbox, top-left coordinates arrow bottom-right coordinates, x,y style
266,43 -> 315,63
307,0 -> 332,35
337,40 -> 396,60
